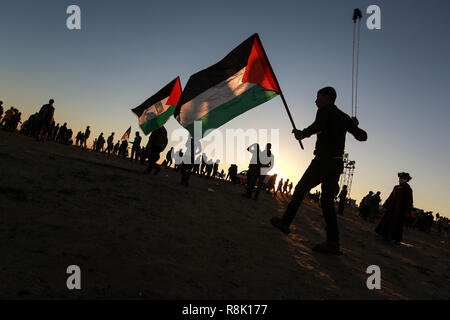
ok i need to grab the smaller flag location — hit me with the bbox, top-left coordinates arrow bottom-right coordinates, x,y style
121,126 -> 131,142
132,77 -> 182,135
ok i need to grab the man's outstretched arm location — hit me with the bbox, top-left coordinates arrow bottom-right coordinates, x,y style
348,117 -> 368,141
292,108 -> 327,141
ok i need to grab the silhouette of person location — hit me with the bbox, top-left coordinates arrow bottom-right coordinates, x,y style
119,139 -> 128,157
146,126 -> 168,175
283,179 -> 290,195
113,140 -> 120,155
243,143 -> 273,200
276,178 -> 284,196
267,174 -> 277,195
131,132 -> 142,160
82,126 -> 90,149
107,132 -> 115,154
337,185 -> 348,215
212,160 -> 220,178
359,191 -> 373,220
270,87 -> 367,255
370,191 -> 381,219
180,136 -> 201,186
99,133 -> 106,151
57,122 -> 67,143
36,99 -> 55,141
375,172 -> 413,244
165,147 -> 174,168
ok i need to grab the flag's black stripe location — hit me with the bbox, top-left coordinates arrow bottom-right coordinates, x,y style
175,33 -> 257,116
132,77 -> 179,117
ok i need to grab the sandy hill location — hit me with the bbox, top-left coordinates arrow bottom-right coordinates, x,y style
0,131 -> 449,299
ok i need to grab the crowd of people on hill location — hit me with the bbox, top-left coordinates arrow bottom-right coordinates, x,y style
1,99 -> 76,145
356,183 -> 445,238
359,191 -> 382,220
2,90 -> 447,254
0,102 -> 22,132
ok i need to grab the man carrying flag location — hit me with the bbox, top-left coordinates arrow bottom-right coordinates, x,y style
174,33 -> 280,137
131,77 -> 181,172
271,87 -> 368,255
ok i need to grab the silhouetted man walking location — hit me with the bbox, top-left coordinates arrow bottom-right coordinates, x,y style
36,99 -> 55,141
271,87 -> 367,255
82,126 -> 90,149
337,185 -> 348,215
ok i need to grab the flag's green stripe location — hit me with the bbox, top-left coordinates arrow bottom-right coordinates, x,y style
140,105 -> 176,135
185,85 -> 278,136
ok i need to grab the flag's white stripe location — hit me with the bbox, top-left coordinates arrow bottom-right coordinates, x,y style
179,67 -> 256,127
138,97 -> 170,125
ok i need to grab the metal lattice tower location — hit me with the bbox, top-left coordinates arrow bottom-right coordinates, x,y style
339,158 -> 356,199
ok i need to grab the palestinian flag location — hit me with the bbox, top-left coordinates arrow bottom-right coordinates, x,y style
120,126 -> 131,142
132,77 -> 182,135
174,33 -> 281,137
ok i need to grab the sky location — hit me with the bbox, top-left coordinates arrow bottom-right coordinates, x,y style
1,0 -> 449,217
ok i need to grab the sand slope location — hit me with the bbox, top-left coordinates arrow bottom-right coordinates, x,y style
0,131 -> 449,299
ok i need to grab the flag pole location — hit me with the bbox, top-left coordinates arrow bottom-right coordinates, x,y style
254,34 -> 304,150
279,91 -> 304,150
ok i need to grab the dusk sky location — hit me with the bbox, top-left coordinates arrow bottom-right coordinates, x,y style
1,0 -> 449,217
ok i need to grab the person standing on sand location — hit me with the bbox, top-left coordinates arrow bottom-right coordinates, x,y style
283,179 -> 290,195
146,126 -> 168,175
270,87 -> 367,255
276,178 -> 284,197
375,172 -> 413,245
180,136 -> 201,186
243,143 -> 273,200
266,174 -> 277,195
337,185 -> 348,215
131,131 -> 142,160
82,126 -> 90,149
106,132 -> 115,154
36,99 -> 55,141
113,140 -> 120,155
359,191 -> 373,220
164,147 -> 174,168
370,191 -> 381,220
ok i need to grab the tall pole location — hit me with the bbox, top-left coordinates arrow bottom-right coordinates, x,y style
254,34 -> 304,150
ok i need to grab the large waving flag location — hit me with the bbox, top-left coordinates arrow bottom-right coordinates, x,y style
174,33 -> 281,137
132,77 -> 182,135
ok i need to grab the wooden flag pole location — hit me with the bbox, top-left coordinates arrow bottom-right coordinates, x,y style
253,34 -> 304,150
279,91 -> 304,150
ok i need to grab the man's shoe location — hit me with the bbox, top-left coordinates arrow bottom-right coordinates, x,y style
270,217 -> 291,234
312,241 -> 342,255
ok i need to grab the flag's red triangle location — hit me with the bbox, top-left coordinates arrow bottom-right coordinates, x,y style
243,35 -> 280,93
167,77 -> 182,106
